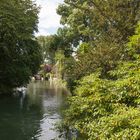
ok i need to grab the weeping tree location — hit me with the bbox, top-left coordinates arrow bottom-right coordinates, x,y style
0,0 -> 42,94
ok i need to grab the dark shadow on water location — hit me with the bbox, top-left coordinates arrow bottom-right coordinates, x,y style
0,81 -> 68,140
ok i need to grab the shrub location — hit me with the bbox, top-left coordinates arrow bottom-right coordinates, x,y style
62,62 -> 140,139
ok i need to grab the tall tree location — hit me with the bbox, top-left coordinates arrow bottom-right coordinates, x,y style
56,0 -> 140,84
0,0 -> 42,94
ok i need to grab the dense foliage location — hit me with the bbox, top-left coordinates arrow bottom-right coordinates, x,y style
59,22 -> 140,139
53,0 -> 140,139
56,0 -> 140,88
57,0 -> 140,44
0,0 -> 42,93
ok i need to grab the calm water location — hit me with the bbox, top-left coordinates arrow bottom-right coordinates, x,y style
0,81 -> 69,140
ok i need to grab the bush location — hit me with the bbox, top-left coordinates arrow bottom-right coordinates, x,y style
62,61 -> 140,139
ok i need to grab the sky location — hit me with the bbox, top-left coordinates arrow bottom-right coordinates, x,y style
36,0 -> 63,36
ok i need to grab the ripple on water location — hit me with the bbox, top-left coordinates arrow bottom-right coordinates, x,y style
0,81 -> 68,140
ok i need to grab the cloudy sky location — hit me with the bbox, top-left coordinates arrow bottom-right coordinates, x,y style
36,0 -> 63,36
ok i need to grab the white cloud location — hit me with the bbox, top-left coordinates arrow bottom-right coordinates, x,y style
35,0 -> 63,36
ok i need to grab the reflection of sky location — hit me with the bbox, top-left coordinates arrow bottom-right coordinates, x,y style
27,82 -> 67,140
36,0 -> 63,36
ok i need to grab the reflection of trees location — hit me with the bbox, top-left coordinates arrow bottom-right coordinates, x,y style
0,87 -> 43,140
0,81 -> 69,140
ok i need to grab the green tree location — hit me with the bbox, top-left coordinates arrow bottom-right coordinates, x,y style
57,0 -> 140,45
57,0 -> 140,88
60,22 -> 140,140
0,0 -> 42,94
37,35 -> 57,64
37,30 -> 74,65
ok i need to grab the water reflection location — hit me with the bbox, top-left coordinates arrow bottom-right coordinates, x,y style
0,81 -> 68,140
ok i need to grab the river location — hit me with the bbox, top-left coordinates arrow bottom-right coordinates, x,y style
0,81 -> 69,140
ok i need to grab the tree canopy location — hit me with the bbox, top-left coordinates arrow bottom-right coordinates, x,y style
57,0 -> 140,45
0,0 -> 42,94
